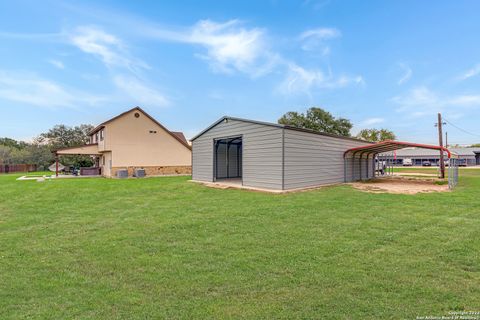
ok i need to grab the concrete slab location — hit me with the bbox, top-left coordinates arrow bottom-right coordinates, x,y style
190,179 -> 340,194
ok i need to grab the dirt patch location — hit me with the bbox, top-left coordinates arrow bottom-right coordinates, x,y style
351,177 -> 449,194
393,172 -> 438,177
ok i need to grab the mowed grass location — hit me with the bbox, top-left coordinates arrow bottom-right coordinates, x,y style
1,172 -> 480,319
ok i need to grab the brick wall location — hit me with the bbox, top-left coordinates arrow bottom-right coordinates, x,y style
111,166 -> 191,178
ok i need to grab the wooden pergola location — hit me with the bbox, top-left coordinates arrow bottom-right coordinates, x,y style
53,144 -> 101,177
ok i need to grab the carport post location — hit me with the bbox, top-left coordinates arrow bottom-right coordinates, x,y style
351,151 -> 357,182
237,143 -> 240,177
359,151 -> 368,180
226,139 -> 230,178
359,152 -> 363,180
391,152 -> 394,175
366,154 -> 369,179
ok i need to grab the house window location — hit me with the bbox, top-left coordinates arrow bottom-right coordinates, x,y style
95,133 -> 99,142
100,130 -> 104,141
102,156 -> 105,165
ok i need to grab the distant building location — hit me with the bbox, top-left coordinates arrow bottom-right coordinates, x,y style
391,147 -> 480,166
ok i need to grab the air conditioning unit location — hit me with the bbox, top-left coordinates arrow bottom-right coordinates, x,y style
117,169 -> 128,178
134,168 -> 146,178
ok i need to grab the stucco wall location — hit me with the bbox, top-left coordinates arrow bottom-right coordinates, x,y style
102,110 -> 191,168
101,151 -> 112,177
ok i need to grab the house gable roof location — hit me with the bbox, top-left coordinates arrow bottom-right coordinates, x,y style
171,131 -> 188,145
89,107 -> 191,150
191,116 -> 368,143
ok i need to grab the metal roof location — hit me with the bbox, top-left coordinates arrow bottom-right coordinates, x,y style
393,147 -> 480,157
191,116 -> 369,143
344,140 -> 453,158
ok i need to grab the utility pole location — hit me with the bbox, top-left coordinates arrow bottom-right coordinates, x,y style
445,131 -> 448,148
435,113 -> 446,178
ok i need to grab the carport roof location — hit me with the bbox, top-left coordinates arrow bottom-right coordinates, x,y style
344,140 -> 454,158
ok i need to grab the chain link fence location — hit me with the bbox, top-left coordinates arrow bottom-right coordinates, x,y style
448,157 -> 459,189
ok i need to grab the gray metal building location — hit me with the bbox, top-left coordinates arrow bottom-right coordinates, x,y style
392,147 -> 480,166
191,116 -> 373,191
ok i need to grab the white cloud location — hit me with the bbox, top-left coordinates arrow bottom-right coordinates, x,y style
359,118 -> 384,126
68,26 -> 169,108
448,95 -> 480,106
278,63 -> 364,95
48,59 -> 65,69
113,75 -> 169,107
147,19 -> 277,77
123,18 -> 359,93
393,87 -> 436,109
69,26 -> 148,72
458,64 -> 480,81
397,63 -> 412,85
0,70 -> 106,109
299,27 -> 340,54
302,0 -> 331,11
64,18 -> 359,96
392,86 -> 480,117
300,28 -> 340,40
189,20 -> 268,74
208,91 -> 224,100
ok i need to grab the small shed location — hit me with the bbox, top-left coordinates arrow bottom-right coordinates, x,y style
191,116 -> 374,191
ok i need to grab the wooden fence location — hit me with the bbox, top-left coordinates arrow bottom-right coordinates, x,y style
0,164 -> 37,174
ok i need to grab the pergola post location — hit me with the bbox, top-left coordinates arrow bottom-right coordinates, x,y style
55,153 -> 59,177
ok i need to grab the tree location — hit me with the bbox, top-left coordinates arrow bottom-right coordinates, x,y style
0,145 -> 13,164
36,124 -> 94,149
357,128 -> 396,142
25,144 -> 55,170
0,124 -> 95,169
0,137 -> 27,149
278,107 -> 353,137
378,129 -> 396,141
0,137 -> 54,169
34,124 -> 95,168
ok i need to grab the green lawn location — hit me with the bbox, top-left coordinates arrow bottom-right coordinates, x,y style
1,172 -> 479,319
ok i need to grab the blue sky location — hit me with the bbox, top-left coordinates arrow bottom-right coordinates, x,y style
1,0 -> 480,144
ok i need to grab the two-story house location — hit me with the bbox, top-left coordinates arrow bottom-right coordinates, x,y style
55,107 -> 192,177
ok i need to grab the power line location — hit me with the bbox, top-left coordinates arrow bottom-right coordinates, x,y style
443,118 -> 480,138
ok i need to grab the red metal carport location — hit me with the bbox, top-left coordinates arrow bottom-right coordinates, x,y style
343,140 -> 457,187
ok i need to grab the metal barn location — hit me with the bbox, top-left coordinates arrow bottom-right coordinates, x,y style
191,116 -> 374,191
